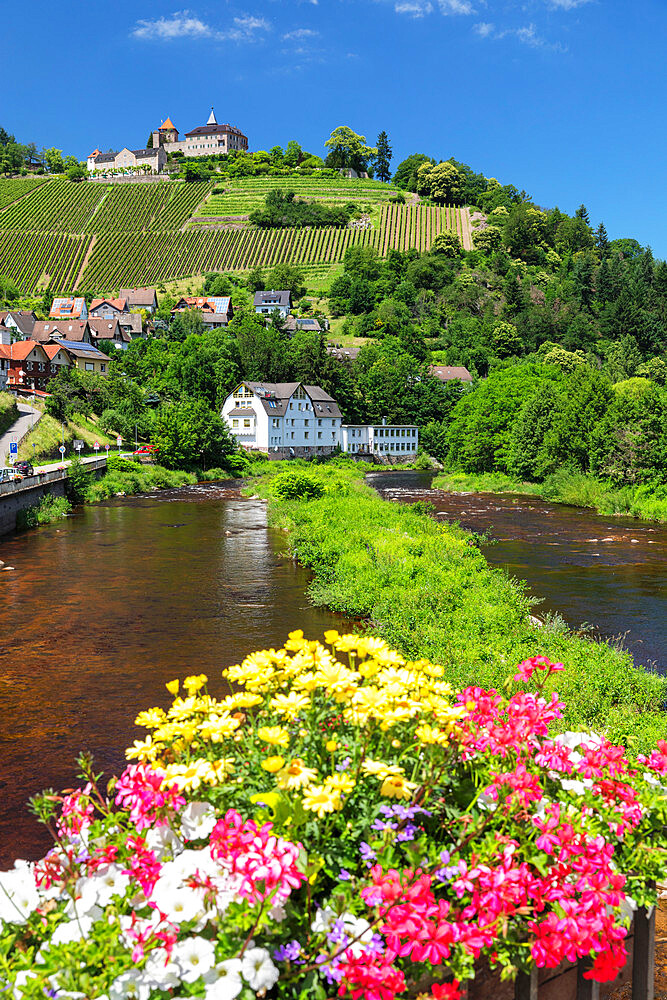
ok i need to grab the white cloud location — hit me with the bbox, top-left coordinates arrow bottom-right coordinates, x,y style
473,20 -> 494,35
282,27 -> 319,39
438,0 -> 474,13
132,11 -> 208,40
547,0 -> 592,7
132,10 -> 270,43
394,1 -> 433,14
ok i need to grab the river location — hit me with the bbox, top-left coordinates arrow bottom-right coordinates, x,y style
368,470 -> 667,677
0,483 -> 344,866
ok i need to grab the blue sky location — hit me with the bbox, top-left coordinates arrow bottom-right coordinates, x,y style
5,0 -> 667,254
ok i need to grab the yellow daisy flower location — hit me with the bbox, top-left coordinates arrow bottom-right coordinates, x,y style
302,784 -> 342,818
257,725 -> 290,747
380,774 -> 417,800
262,755 -> 285,773
269,691 -> 310,720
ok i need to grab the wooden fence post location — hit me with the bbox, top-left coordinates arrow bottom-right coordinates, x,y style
515,968 -> 537,1000
576,958 -> 599,1000
633,903 -> 656,1000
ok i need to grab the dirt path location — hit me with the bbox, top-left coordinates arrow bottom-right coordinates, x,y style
72,235 -> 97,291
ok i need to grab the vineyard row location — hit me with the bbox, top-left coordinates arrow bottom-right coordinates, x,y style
1,204 -> 471,293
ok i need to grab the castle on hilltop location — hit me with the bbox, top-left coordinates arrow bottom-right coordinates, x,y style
153,108 -> 248,158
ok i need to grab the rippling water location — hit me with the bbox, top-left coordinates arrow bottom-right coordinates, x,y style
368,471 -> 667,676
0,483 -> 344,865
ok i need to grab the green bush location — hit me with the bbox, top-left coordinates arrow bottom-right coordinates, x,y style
271,471 -> 326,501
17,493 -> 72,530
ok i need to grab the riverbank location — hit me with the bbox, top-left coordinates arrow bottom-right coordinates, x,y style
250,459 -> 666,752
433,468 -> 667,522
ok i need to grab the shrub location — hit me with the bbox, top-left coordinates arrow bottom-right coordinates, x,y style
271,470 -> 326,501
16,493 -> 71,530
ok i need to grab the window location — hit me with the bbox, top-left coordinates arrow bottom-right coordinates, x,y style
85,362 -> 94,371
38,363 -> 45,371
232,420 -> 239,428
304,431 -> 309,440
317,432 -> 322,440
243,419 -> 251,428
317,419 -> 322,426
101,365 -> 106,372
26,362 -> 33,370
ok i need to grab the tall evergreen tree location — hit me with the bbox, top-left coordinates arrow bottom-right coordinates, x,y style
595,222 -> 610,259
375,131 -> 392,182
575,204 -> 590,224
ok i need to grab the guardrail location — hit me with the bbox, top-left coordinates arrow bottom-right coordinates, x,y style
0,457 -> 107,497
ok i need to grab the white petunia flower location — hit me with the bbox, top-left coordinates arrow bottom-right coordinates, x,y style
151,880 -> 205,924
172,935 -> 217,983
0,868 -> 40,926
50,913 -> 96,946
143,949 -> 182,990
241,947 -> 279,991
311,905 -> 337,933
204,958 -> 243,999
180,801 -> 217,840
77,865 -> 130,912
145,824 -> 182,859
108,969 -> 152,1000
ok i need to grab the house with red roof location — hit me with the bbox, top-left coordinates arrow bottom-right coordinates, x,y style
89,298 -> 128,320
49,297 -> 88,321
171,296 -> 233,328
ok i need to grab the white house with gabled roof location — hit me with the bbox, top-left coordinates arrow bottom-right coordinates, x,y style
221,381 -> 342,457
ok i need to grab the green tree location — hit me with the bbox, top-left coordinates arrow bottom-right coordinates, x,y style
392,153 -> 431,191
595,222 -> 610,260
431,232 -> 463,258
493,321 -> 523,358
0,275 -> 19,304
283,140 -> 303,168
67,162 -> 87,182
324,126 -> 376,174
265,263 -> 306,298
152,399 -> 236,469
375,131 -> 392,182
472,227 -> 503,255
44,148 -> 64,173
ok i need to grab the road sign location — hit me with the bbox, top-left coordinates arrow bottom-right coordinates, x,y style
116,436 -> 122,446
9,442 -> 17,455
73,439 -> 84,452
104,444 -> 110,452
59,445 -> 66,456
94,441 -> 100,452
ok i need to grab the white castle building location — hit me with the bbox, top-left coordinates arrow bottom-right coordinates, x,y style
154,109 -> 248,158
221,382 -> 419,459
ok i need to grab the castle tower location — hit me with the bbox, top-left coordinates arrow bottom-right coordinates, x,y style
153,117 -> 178,147
206,107 -> 217,126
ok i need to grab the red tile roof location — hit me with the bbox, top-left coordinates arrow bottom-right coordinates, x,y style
90,298 -> 127,312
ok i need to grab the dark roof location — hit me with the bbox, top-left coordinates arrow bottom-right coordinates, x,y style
93,152 -> 116,163
119,288 -> 158,307
429,365 -> 473,383
304,385 -> 342,419
56,340 -> 109,360
228,407 -> 257,417
185,123 -> 246,138
0,310 -> 36,337
241,381 -> 342,419
88,317 -> 132,342
254,290 -> 291,308
118,313 -> 143,335
32,321 -> 89,343
284,316 -> 321,333
133,148 -> 163,159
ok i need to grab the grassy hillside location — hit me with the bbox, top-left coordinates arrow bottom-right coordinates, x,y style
0,175 -> 471,295
0,391 -> 19,436
15,412 -> 117,464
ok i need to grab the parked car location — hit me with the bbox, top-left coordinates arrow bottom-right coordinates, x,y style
133,444 -> 158,463
0,468 -> 23,483
14,461 -> 34,477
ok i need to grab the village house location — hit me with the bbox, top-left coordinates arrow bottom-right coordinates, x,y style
49,297 -> 88,321
160,109 -> 248,158
0,341 -> 54,393
0,324 -> 10,346
0,310 -> 36,339
221,382 -> 342,457
88,317 -> 132,350
341,422 -> 419,458
89,298 -> 128,320
171,296 -> 233,328
119,313 -> 144,339
56,340 -> 110,376
253,290 -> 292,318
32,320 -> 92,345
429,365 -> 473,384
119,288 -> 158,313
87,147 -> 166,175
283,316 -> 322,334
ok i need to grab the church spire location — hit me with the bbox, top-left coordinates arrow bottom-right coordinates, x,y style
207,106 -> 217,126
